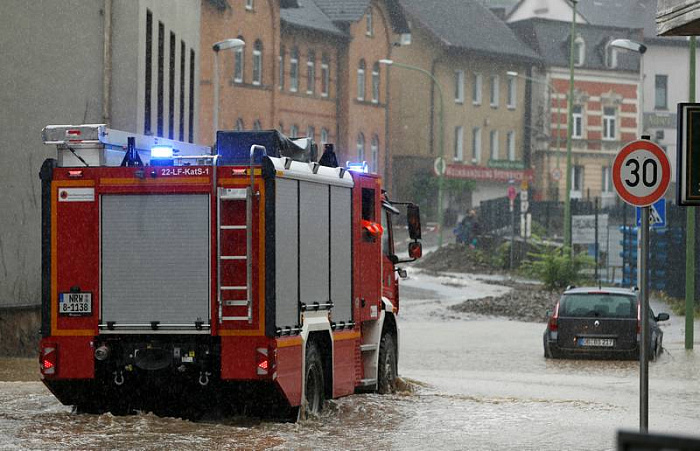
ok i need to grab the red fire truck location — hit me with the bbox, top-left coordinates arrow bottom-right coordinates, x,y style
39,125 -> 422,419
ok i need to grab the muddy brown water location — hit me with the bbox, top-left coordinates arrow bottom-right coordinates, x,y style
2,271 -> 699,450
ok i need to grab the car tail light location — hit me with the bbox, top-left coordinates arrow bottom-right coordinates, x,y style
41,344 -> 58,376
256,348 -> 269,376
548,302 -> 560,332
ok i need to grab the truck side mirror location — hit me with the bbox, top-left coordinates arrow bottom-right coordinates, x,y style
407,204 -> 422,240
408,241 -> 422,259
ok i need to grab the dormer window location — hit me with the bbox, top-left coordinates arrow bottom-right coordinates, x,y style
574,35 -> 585,67
605,40 -> 618,69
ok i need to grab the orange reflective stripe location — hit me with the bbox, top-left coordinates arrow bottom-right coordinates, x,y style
361,219 -> 384,236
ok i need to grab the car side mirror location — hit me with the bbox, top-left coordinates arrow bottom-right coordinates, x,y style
656,312 -> 670,322
408,241 -> 422,259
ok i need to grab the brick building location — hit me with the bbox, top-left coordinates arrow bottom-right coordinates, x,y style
510,18 -> 643,204
198,0 -> 409,178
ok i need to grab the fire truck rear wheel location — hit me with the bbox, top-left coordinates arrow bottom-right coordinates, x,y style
377,333 -> 397,394
304,343 -> 325,416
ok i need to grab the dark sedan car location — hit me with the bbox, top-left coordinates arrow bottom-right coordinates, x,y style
543,287 -> 669,360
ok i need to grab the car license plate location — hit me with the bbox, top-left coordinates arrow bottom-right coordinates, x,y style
59,292 -> 92,315
578,337 -> 614,347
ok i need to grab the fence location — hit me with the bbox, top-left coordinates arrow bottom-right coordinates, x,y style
477,195 -> 692,298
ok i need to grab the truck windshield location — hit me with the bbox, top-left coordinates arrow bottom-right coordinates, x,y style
560,294 -> 637,318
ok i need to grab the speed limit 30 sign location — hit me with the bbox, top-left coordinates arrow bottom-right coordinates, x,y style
612,140 -> 671,206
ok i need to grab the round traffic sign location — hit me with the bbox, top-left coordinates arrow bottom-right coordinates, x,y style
551,167 -> 562,181
507,185 -> 517,201
433,157 -> 446,176
612,140 -> 670,206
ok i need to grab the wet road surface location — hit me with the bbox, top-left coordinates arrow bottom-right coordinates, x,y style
1,268 -> 699,450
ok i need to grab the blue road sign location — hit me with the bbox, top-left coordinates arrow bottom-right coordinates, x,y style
636,199 -> 666,228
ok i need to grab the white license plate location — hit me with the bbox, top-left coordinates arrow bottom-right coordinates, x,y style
59,292 -> 92,315
578,337 -> 615,347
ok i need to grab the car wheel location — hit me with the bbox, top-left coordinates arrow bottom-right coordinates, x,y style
378,333 -> 398,394
304,343 -> 324,417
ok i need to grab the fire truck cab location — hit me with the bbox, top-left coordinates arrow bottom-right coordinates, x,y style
38,125 -> 422,419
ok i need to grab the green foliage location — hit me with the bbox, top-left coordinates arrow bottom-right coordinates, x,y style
655,291 -> 700,316
410,173 -> 476,220
521,246 -> 594,290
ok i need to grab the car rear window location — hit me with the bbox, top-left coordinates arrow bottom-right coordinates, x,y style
560,294 -> 637,318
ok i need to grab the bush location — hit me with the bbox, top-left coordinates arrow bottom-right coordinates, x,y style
521,246 -> 593,290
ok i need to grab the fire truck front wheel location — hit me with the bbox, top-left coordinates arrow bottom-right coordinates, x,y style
304,343 -> 325,417
377,333 -> 398,394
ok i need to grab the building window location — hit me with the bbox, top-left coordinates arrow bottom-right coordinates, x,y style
571,165 -> 584,197
357,59 -> 366,101
455,70 -> 464,103
357,133 -> 366,160
490,75 -> 499,107
605,41 -> 618,68
189,49 -> 195,142
168,32 -> 175,139
490,130 -> 499,160
321,54 -> 330,97
507,131 -> 515,161
574,36 -> 585,67
179,40 -> 185,141
144,9 -> 152,135
157,21 -> 164,137
306,50 -> 316,95
234,36 -> 244,83
321,128 -> 329,144
572,105 -> 583,139
655,75 -> 668,110
473,73 -> 482,105
246,0 -> 253,10
602,166 -> 613,193
366,7 -> 373,36
252,40 -> 262,86
603,107 -> 616,140
472,127 -> 481,163
454,126 -> 464,161
307,125 -> 315,140
235,118 -> 244,131
253,120 -> 262,131
371,135 -> 379,171
372,62 -> 380,103
290,47 -> 299,92
507,75 -> 516,109
290,124 -> 299,138
278,46 -> 285,90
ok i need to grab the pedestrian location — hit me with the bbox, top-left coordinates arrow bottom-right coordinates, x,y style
468,210 -> 480,249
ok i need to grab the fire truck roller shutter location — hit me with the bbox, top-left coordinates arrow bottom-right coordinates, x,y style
101,194 -> 210,326
299,181 -> 330,307
275,178 -> 300,329
330,186 -> 352,322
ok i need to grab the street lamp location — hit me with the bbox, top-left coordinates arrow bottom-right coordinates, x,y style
563,0 -> 579,251
212,38 -> 245,144
379,59 -> 446,247
609,39 -> 647,136
507,71 -> 564,193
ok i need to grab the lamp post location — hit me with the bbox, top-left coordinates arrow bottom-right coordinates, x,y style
380,59 -> 446,247
212,38 -> 245,144
507,71 -> 563,193
609,39 -> 647,137
563,0 -> 579,251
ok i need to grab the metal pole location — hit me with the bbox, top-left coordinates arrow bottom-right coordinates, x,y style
594,197 -> 599,282
639,204 -> 650,432
510,203 -> 515,272
213,49 -> 220,145
686,36 -> 696,351
564,0 -> 577,251
436,82 -> 445,248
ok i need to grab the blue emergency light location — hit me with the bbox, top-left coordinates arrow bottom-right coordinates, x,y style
346,161 -> 368,173
150,146 -> 174,166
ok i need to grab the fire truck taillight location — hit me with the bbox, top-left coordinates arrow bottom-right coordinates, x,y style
41,345 -> 57,376
256,348 -> 269,376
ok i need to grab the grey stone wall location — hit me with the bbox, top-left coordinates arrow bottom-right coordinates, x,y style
0,307 -> 40,357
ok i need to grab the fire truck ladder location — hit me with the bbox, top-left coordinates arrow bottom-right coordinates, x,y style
217,184 -> 254,324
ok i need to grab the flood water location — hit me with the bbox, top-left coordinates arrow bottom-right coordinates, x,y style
2,269 -> 699,450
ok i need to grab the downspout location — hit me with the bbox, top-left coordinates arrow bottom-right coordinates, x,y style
429,57 -> 437,156
524,64 -> 533,168
102,0 -> 113,126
